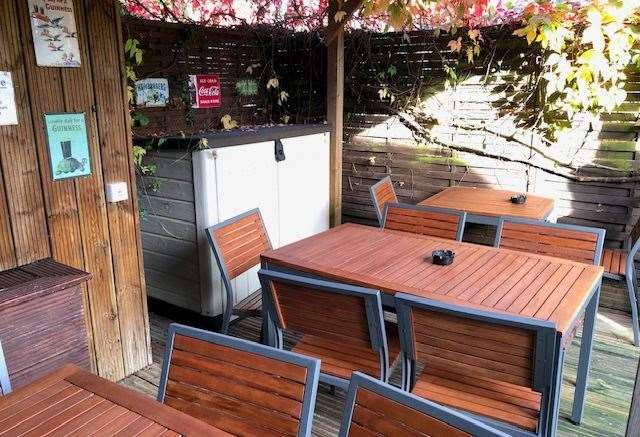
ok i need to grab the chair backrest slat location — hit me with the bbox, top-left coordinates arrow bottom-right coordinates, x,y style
158,324 -> 319,437
259,269 -> 389,382
410,308 -> 535,387
340,372 -> 509,437
370,176 -> 398,225
269,280 -> 372,342
383,203 -> 466,241
628,217 -> 640,256
0,341 -> 10,396
395,294 -> 558,434
496,218 -> 605,265
206,209 -> 272,281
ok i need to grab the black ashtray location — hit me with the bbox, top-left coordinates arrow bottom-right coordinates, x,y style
510,194 -> 527,204
431,250 -> 455,266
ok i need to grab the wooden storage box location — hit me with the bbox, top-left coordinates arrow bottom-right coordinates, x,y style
0,258 -> 91,389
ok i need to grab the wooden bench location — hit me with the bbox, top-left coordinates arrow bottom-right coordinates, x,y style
600,218 -> 640,346
369,176 -> 398,225
340,372 -> 509,436
0,341 -> 10,396
383,202 -> 466,241
395,293 -> 560,436
259,269 -> 400,389
206,209 -> 271,333
158,323 -> 320,437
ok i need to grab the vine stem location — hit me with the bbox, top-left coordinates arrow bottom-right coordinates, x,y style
391,109 -> 640,183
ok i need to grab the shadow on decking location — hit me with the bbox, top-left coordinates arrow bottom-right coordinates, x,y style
121,308 -> 639,437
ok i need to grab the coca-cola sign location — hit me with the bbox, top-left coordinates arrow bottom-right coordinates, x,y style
189,74 -> 221,109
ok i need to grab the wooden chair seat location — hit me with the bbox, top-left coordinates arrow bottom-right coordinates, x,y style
412,371 -> 541,432
601,248 -> 627,277
291,321 -> 400,381
235,289 -> 262,314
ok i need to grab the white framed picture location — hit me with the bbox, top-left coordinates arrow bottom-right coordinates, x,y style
0,72 -> 18,126
135,78 -> 169,107
28,0 -> 81,68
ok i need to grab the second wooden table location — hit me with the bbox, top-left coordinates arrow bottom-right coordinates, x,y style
419,186 -> 555,225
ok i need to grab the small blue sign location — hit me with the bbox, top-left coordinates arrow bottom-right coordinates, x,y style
44,112 -> 92,181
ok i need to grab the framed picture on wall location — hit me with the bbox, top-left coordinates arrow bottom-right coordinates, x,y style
28,0 -> 81,68
43,113 -> 92,181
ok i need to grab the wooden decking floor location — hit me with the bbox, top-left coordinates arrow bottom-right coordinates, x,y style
120,309 -> 639,436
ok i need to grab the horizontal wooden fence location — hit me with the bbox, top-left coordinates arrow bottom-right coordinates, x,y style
343,31 -> 640,248
126,20 -> 639,312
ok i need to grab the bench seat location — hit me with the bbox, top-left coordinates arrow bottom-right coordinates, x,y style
601,248 -> 627,278
412,370 -> 541,432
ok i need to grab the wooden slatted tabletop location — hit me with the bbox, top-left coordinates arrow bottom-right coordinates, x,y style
419,186 -> 554,220
261,223 -> 603,335
0,364 -> 230,436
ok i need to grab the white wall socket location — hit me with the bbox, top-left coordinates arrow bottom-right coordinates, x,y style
106,181 -> 129,203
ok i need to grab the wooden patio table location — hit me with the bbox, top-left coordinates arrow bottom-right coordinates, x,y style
261,223 -> 604,428
0,364 -> 230,436
419,186 -> 555,225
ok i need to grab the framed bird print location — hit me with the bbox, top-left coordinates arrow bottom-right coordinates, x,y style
28,0 -> 81,67
44,113 -> 92,181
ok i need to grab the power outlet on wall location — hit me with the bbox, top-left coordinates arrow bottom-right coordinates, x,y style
105,182 -> 128,203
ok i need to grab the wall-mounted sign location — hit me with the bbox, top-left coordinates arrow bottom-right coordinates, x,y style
28,0 -> 81,68
189,74 -> 221,109
44,113 -> 92,181
0,72 -> 18,126
135,78 -> 169,107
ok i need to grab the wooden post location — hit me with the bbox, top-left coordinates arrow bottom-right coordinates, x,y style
326,28 -> 344,227
627,359 -> 640,436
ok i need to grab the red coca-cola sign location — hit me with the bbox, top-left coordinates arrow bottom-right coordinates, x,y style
189,74 -> 221,108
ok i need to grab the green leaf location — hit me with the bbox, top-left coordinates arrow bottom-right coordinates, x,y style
387,65 -> 397,77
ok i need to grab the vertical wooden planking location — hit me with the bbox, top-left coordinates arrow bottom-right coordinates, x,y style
13,0 -> 98,373
0,165 -> 16,270
57,0 -> 125,381
0,0 -> 150,379
326,28 -> 344,227
86,0 -> 151,373
0,2 -> 50,267
15,0 -> 84,271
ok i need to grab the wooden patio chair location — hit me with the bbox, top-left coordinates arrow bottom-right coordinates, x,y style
370,176 -> 398,225
494,217 -> 605,265
339,372 -> 509,437
158,323 -> 320,437
0,341 -> 10,396
206,208 -> 272,334
258,269 -> 400,389
599,217 -> 640,346
395,294 -> 561,437
383,202 -> 467,241
495,218 -> 607,347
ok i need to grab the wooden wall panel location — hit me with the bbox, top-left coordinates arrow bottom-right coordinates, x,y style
0,165 -> 16,270
60,0 -> 125,381
0,0 -> 150,380
86,1 -> 151,375
0,1 -> 50,268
